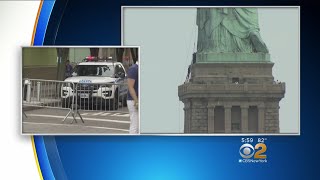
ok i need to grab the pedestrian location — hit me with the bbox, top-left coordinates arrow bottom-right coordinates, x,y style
127,60 -> 139,134
65,60 -> 73,79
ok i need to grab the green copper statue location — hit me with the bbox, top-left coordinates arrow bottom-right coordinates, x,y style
197,8 -> 269,53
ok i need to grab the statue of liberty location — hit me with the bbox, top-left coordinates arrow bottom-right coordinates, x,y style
197,8 -> 269,53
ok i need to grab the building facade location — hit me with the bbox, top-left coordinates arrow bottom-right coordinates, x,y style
178,53 -> 285,133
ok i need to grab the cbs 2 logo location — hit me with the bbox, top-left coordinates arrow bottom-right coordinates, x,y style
239,143 -> 267,159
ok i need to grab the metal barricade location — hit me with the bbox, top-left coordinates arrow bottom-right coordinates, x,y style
74,82 -> 128,113
22,78 -> 83,124
22,80 -> 28,118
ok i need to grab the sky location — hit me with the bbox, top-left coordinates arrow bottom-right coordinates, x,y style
123,7 -> 299,134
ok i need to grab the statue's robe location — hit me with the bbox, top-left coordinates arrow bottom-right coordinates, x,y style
197,8 -> 267,53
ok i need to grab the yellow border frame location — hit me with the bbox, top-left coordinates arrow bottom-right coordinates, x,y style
31,0 -> 43,45
31,136 -> 44,180
31,1 -> 45,180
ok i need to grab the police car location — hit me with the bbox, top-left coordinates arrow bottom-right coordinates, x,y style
61,57 -> 128,110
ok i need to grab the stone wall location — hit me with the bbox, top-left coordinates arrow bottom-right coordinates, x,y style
190,99 -> 208,133
191,63 -> 275,84
265,102 -> 280,133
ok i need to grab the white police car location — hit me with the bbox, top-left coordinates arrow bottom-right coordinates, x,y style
61,59 -> 127,110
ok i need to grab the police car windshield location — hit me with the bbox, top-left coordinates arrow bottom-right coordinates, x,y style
77,65 -> 114,77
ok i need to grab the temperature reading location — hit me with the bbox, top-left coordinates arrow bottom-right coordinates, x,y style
258,138 -> 267,143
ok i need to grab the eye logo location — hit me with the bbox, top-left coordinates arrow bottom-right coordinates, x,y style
239,143 -> 267,159
239,144 -> 255,159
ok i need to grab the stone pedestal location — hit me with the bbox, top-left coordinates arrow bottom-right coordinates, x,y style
196,52 -> 270,63
178,53 -> 285,133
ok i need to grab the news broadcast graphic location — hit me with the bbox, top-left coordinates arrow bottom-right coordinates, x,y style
239,137 -> 268,163
2,0 -> 318,180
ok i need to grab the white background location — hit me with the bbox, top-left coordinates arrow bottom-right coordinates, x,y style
0,1 -> 41,179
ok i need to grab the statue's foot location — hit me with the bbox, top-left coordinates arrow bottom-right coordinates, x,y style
249,31 -> 269,53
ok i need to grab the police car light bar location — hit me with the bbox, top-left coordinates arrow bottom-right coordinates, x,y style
84,56 -> 97,61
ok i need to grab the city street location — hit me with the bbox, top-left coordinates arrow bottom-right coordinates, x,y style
22,107 -> 130,134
